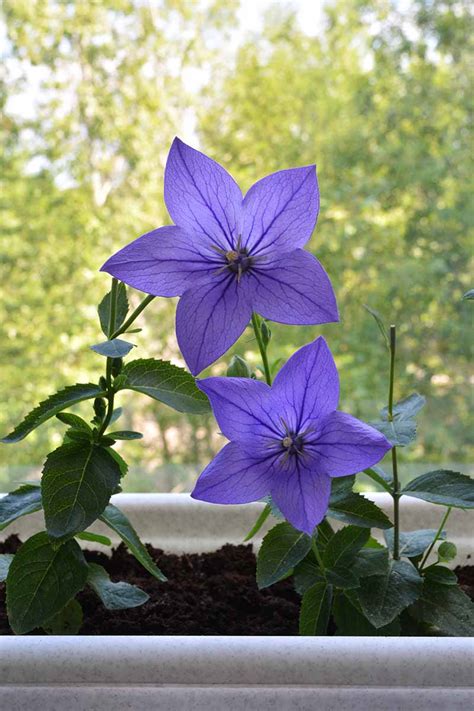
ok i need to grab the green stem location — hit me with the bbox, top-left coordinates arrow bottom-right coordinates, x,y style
110,293 -> 156,340
420,506 -> 452,570
98,279 -> 119,437
251,313 -> 272,385
388,325 -> 401,560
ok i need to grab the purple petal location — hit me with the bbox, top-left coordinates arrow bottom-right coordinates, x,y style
313,411 -> 391,477
101,226 -> 220,297
198,376 -> 280,447
270,459 -> 331,535
271,336 -> 340,432
250,249 -> 338,325
242,166 -> 319,255
165,138 -> 242,250
191,441 -> 274,504
176,276 -> 254,375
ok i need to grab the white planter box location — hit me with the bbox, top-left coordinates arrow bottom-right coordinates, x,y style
0,493 -> 472,710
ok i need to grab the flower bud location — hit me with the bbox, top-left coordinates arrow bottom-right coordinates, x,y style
261,320 -> 272,348
227,355 -> 253,378
93,397 -> 107,420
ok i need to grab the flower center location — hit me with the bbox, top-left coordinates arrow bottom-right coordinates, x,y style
281,433 -> 304,455
225,248 -> 252,275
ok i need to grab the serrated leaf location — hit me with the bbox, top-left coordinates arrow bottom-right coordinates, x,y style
329,475 -> 355,503
384,529 -> 446,558
423,565 -> 458,586
351,547 -> 389,578
98,282 -> 129,336
323,525 -> 370,568
43,598 -> 83,635
90,338 -> 135,358
0,554 -> 14,582
0,484 -> 43,531
328,492 -> 393,529
107,430 -> 143,440
42,443 -> 122,538
100,504 -> 167,581
6,532 -> 88,634
409,579 -> 474,636
119,358 -> 210,414
76,531 -> 112,546
333,592 -> 400,636
56,413 -> 92,433
380,393 -> 426,421
293,556 -> 324,595
256,522 -> 312,589
1,383 -> 106,443
299,582 -> 333,635
357,559 -> 423,628
87,562 -> 149,610
326,567 -> 360,589
402,470 -> 474,508
371,418 -> 417,447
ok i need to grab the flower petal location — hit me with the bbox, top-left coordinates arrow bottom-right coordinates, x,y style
198,376 -> 280,447
250,249 -> 338,325
165,138 -> 242,250
191,441 -> 275,504
101,226 -> 220,297
271,336 -> 340,433
242,166 -> 319,255
176,276 -> 254,375
270,458 -> 331,535
312,411 -> 391,477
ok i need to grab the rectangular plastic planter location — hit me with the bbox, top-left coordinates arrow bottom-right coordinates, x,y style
0,492 -> 472,711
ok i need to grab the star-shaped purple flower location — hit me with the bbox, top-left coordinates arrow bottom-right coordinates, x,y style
191,337 -> 391,534
101,138 -> 338,374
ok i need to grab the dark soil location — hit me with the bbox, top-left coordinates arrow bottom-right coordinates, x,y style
1,535 -> 472,636
0,535 -> 300,635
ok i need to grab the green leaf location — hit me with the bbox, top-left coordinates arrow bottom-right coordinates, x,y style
437,541 -> 457,562
293,556 -> 324,595
462,288 -> 474,300
363,304 -> 390,349
384,529 -> 446,558
323,525 -> 370,568
364,466 -> 392,491
109,407 -> 123,424
243,504 -> 271,542
6,532 -> 88,634
1,383 -> 106,443
227,355 -> 253,378
357,559 -> 423,628
42,443 -> 122,538
0,484 -> 43,531
371,418 -> 417,447
326,567 -> 360,589
100,504 -> 167,581
56,412 -> 92,433
76,531 -> 112,546
351,547 -> 390,578
328,492 -> 392,529
87,562 -> 149,610
423,565 -> 458,586
0,554 -> 14,582
256,522 -> 312,589
107,430 -> 143,440
119,358 -> 210,414
409,579 -> 474,636
402,470 -> 474,508
299,582 -> 333,635
329,475 -> 355,503
90,338 -> 135,358
333,592 -> 400,636
107,447 -> 128,478
380,393 -> 426,421
43,598 -> 83,635
64,428 -> 93,443
98,282 -> 129,336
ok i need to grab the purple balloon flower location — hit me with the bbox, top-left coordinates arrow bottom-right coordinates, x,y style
101,138 -> 338,374
191,337 -> 391,534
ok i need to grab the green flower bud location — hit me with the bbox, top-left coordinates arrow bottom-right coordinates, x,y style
93,397 -> 107,420
437,541 -> 457,563
261,320 -> 272,347
227,355 -> 253,378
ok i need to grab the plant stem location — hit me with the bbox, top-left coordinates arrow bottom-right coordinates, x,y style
98,279 -> 119,437
388,325 -> 401,560
420,506 -> 452,570
110,293 -> 156,340
251,313 -> 272,385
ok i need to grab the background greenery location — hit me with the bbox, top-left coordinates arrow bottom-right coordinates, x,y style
1,0 -> 472,492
